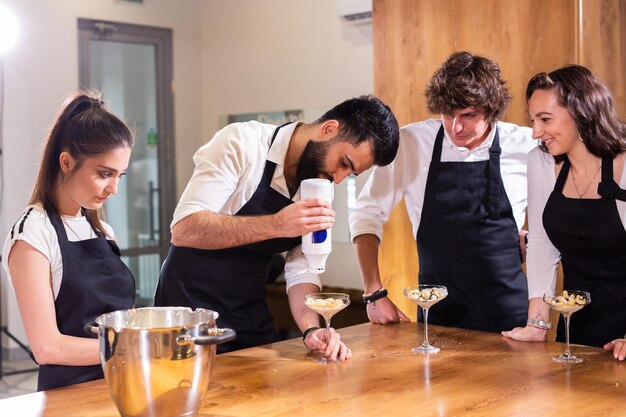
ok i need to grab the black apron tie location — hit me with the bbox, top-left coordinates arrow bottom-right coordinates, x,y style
598,181 -> 626,201
597,155 -> 626,200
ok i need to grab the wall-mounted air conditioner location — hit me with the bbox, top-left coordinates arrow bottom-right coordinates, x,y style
336,0 -> 372,23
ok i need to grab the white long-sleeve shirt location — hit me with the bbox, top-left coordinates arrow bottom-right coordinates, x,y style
349,118 -> 536,242
173,121 -> 320,292
526,147 -> 626,298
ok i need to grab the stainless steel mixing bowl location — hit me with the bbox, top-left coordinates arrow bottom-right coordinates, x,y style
86,307 -> 235,417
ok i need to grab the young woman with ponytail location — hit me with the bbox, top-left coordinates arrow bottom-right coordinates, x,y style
1,91 -> 135,390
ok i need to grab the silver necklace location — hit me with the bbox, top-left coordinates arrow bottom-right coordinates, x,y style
570,165 -> 601,199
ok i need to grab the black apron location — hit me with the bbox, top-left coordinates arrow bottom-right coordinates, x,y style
37,207 -> 135,391
416,125 -> 528,332
543,156 -> 626,348
154,125 -> 301,353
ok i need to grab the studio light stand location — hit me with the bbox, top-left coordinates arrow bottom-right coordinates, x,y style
0,302 -> 37,377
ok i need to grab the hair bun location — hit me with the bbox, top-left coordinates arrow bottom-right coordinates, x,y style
89,96 -> 104,108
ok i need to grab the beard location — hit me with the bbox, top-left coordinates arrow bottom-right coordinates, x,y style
295,140 -> 331,187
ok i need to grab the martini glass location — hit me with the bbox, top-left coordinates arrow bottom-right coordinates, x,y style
304,293 -> 350,364
404,285 -> 448,353
543,290 -> 591,363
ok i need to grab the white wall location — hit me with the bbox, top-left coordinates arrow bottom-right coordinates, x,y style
0,0 -> 204,354
199,0 -> 374,290
0,0 -> 373,354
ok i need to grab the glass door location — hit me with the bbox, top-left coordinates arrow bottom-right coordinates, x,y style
77,19 -> 176,306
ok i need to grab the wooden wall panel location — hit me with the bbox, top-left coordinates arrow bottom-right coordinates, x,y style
372,0 -> 580,320
581,0 -> 626,117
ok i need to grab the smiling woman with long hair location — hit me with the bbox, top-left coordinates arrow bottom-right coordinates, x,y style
502,65 -> 626,361
1,91 -> 136,390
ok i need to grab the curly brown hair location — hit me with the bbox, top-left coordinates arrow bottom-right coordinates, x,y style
425,51 -> 512,124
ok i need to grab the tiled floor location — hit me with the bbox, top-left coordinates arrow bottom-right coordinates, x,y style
0,359 -> 38,399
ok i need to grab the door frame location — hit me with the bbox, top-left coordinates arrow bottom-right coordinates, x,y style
77,18 -> 175,260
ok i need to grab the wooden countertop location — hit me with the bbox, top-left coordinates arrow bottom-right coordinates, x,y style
1,322 -> 625,416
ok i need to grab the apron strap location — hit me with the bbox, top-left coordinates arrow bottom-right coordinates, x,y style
431,124 -> 503,220
259,123 -> 291,187
598,156 -> 626,201
554,158 -> 571,192
431,125 -> 445,162
488,129 -> 501,220
259,161 -> 278,187
45,206 -> 70,244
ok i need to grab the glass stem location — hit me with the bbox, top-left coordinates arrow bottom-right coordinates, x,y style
325,317 -> 331,358
563,314 -> 571,357
415,305 -> 420,341
423,307 -> 430,346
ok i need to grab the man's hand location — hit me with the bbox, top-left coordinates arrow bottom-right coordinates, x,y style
303,327 -> 352,362
604,339 -> 626,361
288,283 -> 350,361
501,325 -> 547,341
367,297 -> 410,324
172,198 -> 334,250
273,199 -> 335,238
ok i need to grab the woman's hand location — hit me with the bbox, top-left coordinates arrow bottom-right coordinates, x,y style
604,339 -> 626,361
501,325 -> 547,342
504,298 -> 552,342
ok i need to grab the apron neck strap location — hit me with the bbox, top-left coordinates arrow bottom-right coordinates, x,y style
598,156 -> 626,201
488,128 -> 502,220
260,123 -> 291,187
432,124 -> 502,219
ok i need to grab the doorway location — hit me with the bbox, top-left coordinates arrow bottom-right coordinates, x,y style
77,18 -> 176,306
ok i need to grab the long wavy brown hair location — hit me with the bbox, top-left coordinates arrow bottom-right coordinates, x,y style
29,91 -> 134,237
526,65 -> 626,163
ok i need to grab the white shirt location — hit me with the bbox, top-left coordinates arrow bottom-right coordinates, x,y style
173,121 -> 320,291
2,204 -> 116,299
526,147 -> 626,298
349,119 -> 537,242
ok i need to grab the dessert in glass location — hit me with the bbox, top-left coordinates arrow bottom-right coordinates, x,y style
404,285 -> 448,353
304,293 -> 351,364
543,290 -> 591,363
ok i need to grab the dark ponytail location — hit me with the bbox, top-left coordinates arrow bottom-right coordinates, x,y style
30,91 -> 134,237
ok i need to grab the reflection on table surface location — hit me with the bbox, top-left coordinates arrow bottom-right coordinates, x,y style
1,322 -> 625,417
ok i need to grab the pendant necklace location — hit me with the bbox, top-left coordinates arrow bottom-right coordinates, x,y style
571,165 -> 601,199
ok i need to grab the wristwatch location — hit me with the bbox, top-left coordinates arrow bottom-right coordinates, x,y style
527,317 -> 552,330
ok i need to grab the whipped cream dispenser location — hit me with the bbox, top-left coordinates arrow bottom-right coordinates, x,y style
300,178 -> 333,273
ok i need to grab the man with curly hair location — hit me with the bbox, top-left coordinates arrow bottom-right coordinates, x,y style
350,51 -> 537,333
